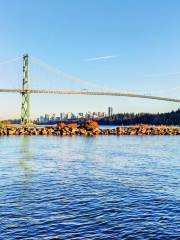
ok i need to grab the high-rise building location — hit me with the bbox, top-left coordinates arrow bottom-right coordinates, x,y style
108,107 -> 113,117
67,112 -> 73,119
98,112 -> 106,118
51,113 -> 56,121
56,117 -> 61,121
40,116 -> 44,123
77,112 -> 84,118
44,114 -> 50,123
60,112 -> 66,120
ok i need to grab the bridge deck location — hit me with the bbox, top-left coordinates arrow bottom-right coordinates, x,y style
0,88 -> 180,103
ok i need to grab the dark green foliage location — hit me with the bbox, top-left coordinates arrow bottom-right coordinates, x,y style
99,109 -> 180,126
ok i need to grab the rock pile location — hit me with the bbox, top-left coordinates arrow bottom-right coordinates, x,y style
0,123 -> 179,136
116,125 -> 180,136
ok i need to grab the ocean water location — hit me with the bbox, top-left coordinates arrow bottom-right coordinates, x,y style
0,136 -> 179,239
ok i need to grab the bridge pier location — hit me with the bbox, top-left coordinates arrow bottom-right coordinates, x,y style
21,54 -> 30,124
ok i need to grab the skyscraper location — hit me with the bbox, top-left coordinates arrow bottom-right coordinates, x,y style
108,107 -> 113,117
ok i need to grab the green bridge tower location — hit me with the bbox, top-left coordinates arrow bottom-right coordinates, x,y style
21,54 -> 30,124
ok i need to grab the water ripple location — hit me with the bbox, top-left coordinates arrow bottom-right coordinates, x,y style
0,136 -> 180,239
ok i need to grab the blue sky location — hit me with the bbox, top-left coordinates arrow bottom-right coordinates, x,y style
0,0 -> 180,119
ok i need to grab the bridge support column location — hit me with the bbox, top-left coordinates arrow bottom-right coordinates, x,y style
21,54 -> 30,124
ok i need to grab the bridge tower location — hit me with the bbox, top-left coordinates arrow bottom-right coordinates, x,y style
21,54 -> 30,123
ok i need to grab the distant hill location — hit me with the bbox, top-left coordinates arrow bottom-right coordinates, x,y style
98,109 -> 180,126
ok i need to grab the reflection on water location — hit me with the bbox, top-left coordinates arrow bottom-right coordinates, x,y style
0,136 -> 180,239
19,137 -> 33,177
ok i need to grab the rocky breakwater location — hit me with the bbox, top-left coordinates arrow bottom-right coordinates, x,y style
0,122 -> 179,136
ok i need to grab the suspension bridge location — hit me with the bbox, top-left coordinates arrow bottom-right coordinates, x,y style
0,54 -> 180,123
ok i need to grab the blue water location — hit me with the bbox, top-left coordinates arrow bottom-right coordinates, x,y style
0,136 -> 180,239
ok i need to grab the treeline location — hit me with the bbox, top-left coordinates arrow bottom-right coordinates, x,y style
98,109 -> 180,126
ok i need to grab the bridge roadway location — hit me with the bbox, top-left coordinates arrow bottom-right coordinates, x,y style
0,88 -> 180,103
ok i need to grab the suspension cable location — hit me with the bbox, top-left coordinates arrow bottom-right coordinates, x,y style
30,55 -> 180,97
0,56 -> 21,65
31,56 -> 104,90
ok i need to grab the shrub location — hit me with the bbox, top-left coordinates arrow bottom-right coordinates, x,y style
84,120 -> 99,129
57,123 -> 66,128
67,123 -> 78,129
0,123 -> 5,129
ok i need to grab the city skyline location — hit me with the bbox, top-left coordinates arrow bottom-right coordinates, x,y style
38,110 -> 107,123
3,107 -> 113,122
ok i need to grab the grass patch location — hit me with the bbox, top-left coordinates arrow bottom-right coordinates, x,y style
0,123 -> 5,129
